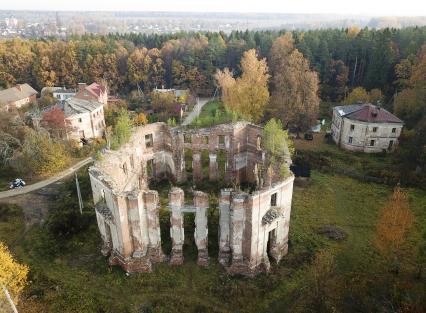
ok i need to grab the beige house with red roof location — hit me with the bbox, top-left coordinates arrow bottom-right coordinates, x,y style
74,82 -> 108,107
0,83 -> 37,111
332,103 -> 403,153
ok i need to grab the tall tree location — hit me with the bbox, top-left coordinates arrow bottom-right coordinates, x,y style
321,59 -> 349,102
215,49 -> 269,123
127,47 -> 152,91
269,32 -> 320,131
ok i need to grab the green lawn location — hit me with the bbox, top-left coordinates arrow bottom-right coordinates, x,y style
189,100 -> 237,128
1,169 -> 425,313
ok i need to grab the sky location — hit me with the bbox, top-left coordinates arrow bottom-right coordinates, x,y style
2,0 -> 426,16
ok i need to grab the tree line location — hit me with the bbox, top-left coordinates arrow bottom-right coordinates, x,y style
1,27 -> 426,100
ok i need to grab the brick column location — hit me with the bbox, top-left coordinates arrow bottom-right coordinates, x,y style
194,191 -> 209,266
192,151 -> 202,184
169,187 -> 185,265
174,132 -> 187,183
230,194 -> 245,265
127,192 -> 144,255
218,189 -> 232,266
209,153 -> 218,181
144,190 -> 165,263
224,152 -> 233,184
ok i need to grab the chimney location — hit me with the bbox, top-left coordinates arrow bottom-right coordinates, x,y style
15,84 -> 22,92
78,83 -> 87,92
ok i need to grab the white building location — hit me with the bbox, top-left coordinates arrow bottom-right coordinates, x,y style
332,103 -> 403,153
41,87 -> 76,102
64,97 -> 105,141
53,88 -> 76,102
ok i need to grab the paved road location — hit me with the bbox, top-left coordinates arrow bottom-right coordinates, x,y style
0,157 -> 93,200
182,97 -> 211,126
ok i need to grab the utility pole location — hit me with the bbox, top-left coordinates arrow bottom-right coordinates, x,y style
75,173 -> 83,214
2,285 -> 18,313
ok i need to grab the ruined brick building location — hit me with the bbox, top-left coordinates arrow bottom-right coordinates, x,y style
89,122 -> 294,276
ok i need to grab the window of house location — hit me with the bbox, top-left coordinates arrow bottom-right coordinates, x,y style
348,136 -> 353,144
78,118 -> 82,123
256,136 -> 261,150
219,135 -> 225,145
184,134 -> 192,143
392,128 -> 396,133
202,136 -> 209,144
370,140 -> 375,146
373,127 -> 378,132
270,193 -> 277,207
83,91 -> 89,96
350,124 -> 355,131
389,140 -> 394,149
145,134 -> 153,148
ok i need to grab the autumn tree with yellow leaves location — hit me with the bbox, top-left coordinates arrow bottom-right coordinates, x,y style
269,32 -> 320,132
374,185 -> 415,272
0,242 -> 29,311
215,49 -> 270,123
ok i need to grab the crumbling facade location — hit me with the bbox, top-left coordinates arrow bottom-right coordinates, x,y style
89,122 -> 294,276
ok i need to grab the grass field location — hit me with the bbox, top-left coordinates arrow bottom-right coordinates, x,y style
1,167 -> 425,312
189,101 -> 236,128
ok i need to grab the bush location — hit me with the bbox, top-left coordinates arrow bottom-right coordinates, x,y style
46,209 -> 93,240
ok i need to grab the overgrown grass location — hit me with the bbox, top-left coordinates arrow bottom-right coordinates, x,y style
1,169 -> 425,312
293,133 -> 402,185
189,101 -> 240,128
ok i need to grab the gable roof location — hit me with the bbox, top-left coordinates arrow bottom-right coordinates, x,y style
85,83 -> 107,98
64,97 -> 103,117
335,103 -> 403,124
0,84 -> 37,105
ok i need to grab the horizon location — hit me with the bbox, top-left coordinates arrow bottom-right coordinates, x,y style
2,0 -> 426,17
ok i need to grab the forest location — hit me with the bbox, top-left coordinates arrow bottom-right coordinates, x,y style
0,27 -> 425,99
0,26 -> 425,187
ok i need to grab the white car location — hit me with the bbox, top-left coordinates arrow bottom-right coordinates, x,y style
9,178 -> 26,189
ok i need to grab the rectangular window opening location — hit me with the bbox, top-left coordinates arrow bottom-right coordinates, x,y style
184,134 -> 192,143
145,134 -> 153,148
218,135 -> 225,145
270,192 -> 277,207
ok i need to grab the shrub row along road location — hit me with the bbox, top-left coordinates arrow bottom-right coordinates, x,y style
0,157 -> 93,200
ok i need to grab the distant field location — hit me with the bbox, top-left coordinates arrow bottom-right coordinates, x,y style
1,168 -> 425,312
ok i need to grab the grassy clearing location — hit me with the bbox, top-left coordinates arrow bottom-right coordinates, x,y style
1,169 -> 425,312
293,132 -> 400,184
189,101 -> 237,128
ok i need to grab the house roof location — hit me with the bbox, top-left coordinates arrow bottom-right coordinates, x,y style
335,103 -> 403,124
52,87 -> 76,94
334,104 -> 362,117
85,83 -> 107,98
64,97 -> 103,117
0,84 -> 37,105
41,86 -> 76,96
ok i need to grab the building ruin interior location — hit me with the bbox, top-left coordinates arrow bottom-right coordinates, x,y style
89,121 -> 294,276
